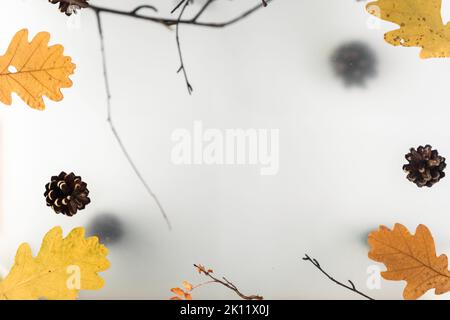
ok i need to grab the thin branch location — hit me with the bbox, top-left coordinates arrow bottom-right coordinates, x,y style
194,264 -> 263,300
171,0 -> 188,14
84,0 -> 271,230
192,0 -> 216,21
175,0 -> 193,94
93,9 -> 172,230
87,1 -> 271,28
131,5 -> 158,15
302,254 -> 374,300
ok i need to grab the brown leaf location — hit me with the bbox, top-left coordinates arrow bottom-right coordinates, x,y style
368,223 -> 450,300
184,293 -> 192,300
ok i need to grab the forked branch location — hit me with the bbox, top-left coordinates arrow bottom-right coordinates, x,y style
303,254 -> 374,300
194,264 -> 264,300
89,0 -> 271,230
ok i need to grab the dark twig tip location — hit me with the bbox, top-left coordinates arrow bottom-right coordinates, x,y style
348,280 -> 356,290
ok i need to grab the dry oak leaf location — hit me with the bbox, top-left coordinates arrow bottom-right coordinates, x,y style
367,0 -> 450,58
0,29 -> 75,110
368,223 -> 450,300
0,226 -> 109,300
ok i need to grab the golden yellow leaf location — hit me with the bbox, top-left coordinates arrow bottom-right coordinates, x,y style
0,226 -> 109,300
368,223 -> 450,300
0,29 -> 75,110
367,0 -> 450,58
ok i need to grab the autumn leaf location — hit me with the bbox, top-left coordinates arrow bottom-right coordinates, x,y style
182,281 -> 193,291
0,226 -> 109,300
195,264 -> 213,275
170,287 -> 185,297
368,223 -> 450,300
170,286 -> 193,300
0,29 -> 75,110
367,0 -> 450,58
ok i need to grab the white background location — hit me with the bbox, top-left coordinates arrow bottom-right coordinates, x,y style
1,0 -> 450,300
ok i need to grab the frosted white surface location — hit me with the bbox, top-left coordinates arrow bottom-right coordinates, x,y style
1,0 -> 450,300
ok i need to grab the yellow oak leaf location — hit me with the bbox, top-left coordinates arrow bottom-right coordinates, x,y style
0,226 -> 109,300
367,0 -> 450,58
368,223 -> 450,300
0,29 -> 75,110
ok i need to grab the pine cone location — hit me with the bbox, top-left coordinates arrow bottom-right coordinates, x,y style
44,172 -> 91,216
403,145 -> 446,187
49,0 -> 89,16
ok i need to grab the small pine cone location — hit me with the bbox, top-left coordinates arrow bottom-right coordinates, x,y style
403,145 -> 446,187
44,172 -> 91,216
49,0 -> 89,16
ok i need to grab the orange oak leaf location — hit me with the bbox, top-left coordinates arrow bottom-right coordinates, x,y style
368,223 -> 450,300
0,29 -> 75,110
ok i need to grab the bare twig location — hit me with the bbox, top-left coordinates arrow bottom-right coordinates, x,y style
131,5 -> 158,15
175,0 -> 193,94
192,0 -> 216,21
194,264 -> 263,300
87,1 -> 270,28
302,254 -> 374,300
85,0 -> 271,229
171,0 -> 188,14
93,9 -> 172,230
